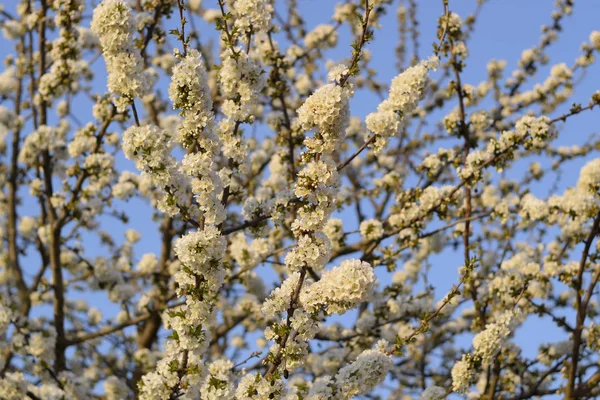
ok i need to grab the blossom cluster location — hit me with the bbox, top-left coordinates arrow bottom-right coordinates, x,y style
366,56 -> 438,153
91,0 -> 151,111
38,0 -> 87,104
138,48 -> 229,399
300,259 -> 376,315
452,311 -> 518,392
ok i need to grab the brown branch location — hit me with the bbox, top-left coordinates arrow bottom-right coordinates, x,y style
264,268 -> 307,378
565,213 -> 600,398
177,0 -> 188,56
338,0 -> 373,87
549,102 -> 598,124
336,135 -> 377,171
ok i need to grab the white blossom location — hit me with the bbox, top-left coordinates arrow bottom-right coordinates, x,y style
421,385 -> 446,400
334,345 -> 393,398
297,84 -> 350,155
360,219 -> 384,241
301,259 -> 375,315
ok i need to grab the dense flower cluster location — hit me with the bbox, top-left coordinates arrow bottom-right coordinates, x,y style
451,354 -> 477,393
297,82 -> 351,154
334,344 -> 394,398
219,48 -> 266,123
366,56 -> 438,153
91,0 -> 151,110
577,158 -> 600,194
451,311 -> 519,392
360,219 -> 384,240
138,46 -> 228,400
472,311 -> 518,364
233,0 -> 273,34
38,0 -> 87,103
122,125 -> 174,185
301,259 -> 376,315
420,385 -> 446,400
171,49 -> 225,224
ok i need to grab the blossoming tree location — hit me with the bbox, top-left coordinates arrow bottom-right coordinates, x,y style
1,0 -> 600,398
